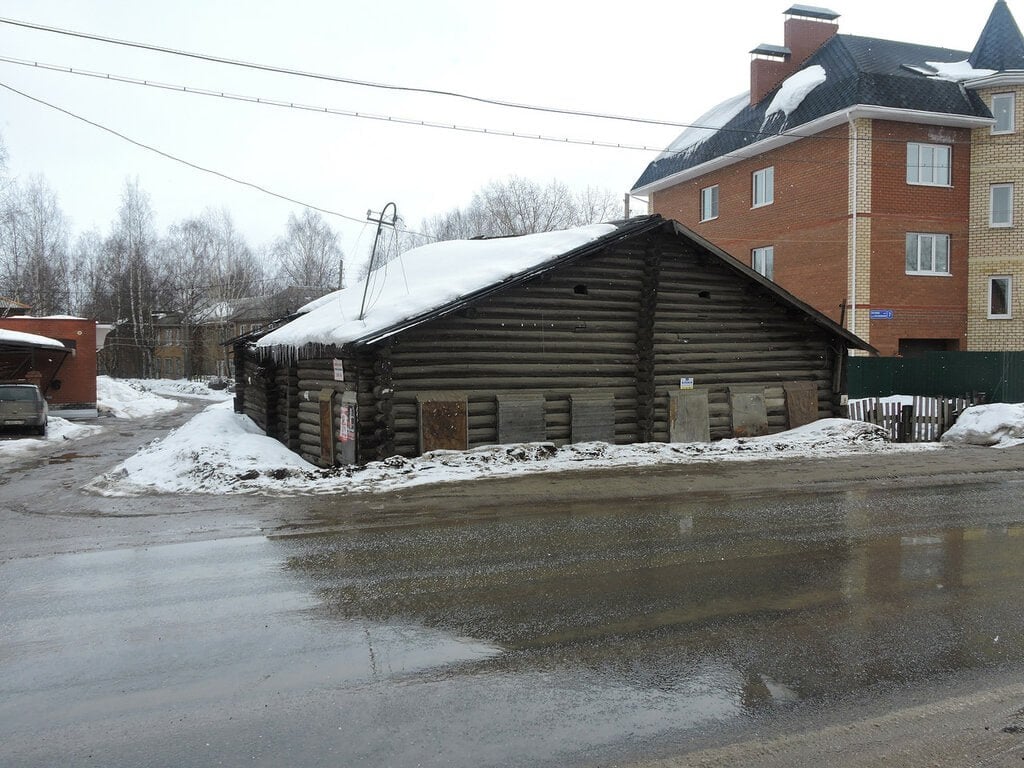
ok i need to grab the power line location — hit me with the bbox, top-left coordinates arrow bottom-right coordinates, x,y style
0,54 -> 990,176
0,16 -> 986,155
0,78 -> 438,236
0,15 -> 697,130
0,55 -> 677,155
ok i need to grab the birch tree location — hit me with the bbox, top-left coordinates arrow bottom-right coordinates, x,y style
417,177 -> 620,243
0,176 -> 71,314
272,209 -> 343,291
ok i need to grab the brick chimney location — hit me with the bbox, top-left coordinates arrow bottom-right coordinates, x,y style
751,6 -> 839,106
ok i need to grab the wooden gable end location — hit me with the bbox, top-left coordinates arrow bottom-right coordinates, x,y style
352,227 -> 845,459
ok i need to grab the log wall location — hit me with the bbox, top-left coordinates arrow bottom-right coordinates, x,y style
243,224 -> 851,464
652,241 -> 838,440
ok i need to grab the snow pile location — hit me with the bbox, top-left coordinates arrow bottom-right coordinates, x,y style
941,403 -> 1024,448
85,401 -> 313,496
0,417 -> 103,461
926,59 -> 996,82
85,405 -> 935,498
95,376 -> 230,417
256,223 -> 617,351
764,65 -> 826,121
127,378 -> 233,402
657,91 -> 749,161
96,376 -> 182,418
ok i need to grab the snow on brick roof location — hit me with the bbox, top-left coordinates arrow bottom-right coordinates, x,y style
256,223 -> 619,352
764,65 -> 827,121
0,328 -> 67,350
656,91 -> 750,163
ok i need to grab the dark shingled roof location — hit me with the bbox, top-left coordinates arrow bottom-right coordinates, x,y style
970,0 -> 1024,70
633,2 -> 1022,192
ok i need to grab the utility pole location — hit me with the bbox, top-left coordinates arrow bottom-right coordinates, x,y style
360,202 -> 398,321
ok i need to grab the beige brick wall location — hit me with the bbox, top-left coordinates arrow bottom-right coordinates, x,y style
848,118 -> 873,353
968,84 -> 1024,350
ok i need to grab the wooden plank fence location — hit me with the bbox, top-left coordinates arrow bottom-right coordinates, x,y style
846,396 -> 974,442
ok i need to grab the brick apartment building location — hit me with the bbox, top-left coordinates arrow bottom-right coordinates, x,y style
632,2 -> 1024,356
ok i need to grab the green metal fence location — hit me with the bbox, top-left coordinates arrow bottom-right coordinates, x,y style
848,352 -> 1024,403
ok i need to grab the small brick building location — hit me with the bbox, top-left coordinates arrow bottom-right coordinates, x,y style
0,316 -> 98,418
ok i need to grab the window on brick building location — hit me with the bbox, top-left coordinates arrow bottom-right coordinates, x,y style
752,167 -> 774,207
991,184 -> 1014,227
700,185 -> 719,221
905,233 -> 950,275
906,143 -> 951,186
989,276 -> 1012,319
752,246 -> 774,279
992,93 -> 1015,134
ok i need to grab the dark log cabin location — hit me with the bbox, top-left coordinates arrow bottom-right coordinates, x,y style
235,215 -> 872,467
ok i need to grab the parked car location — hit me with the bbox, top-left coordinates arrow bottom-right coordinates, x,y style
0,383 -> 48,436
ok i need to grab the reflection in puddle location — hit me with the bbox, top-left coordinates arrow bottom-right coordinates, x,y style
278,486 -> 1024,728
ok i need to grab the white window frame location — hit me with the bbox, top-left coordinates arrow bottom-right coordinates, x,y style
752,167 -> 774,208
752,246 -> 774,280
700,185 -> 719,222
905,233 -> 951,276
989,275 -> 1012,319
990,183 -> 1014,227
992,93 -> 1015,135
906,142 -> 951,187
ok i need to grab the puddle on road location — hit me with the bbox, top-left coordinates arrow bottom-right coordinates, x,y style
275,482 -> 1024,719
44,452 -> 97,465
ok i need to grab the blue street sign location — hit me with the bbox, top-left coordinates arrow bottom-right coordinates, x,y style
869,309 -> 894,320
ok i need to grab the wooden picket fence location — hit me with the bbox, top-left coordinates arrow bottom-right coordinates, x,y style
846,396 -> 975,443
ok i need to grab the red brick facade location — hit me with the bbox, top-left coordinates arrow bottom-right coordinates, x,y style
652,124 -> 850,326
866,121 -> 970,355
649,119 -> 972,357
0,316 -> 98,416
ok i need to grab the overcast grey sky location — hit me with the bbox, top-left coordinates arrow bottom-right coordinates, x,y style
0,1 -> 1007,264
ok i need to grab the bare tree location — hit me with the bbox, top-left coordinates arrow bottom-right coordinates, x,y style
94,179 -> 162,377
272,209 -> 343,291
416,177 -> 620,245
68,229 -> 105,318
0,175 -> 71,314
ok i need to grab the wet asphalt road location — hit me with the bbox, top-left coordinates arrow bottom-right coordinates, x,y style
4,436 -> 1024,768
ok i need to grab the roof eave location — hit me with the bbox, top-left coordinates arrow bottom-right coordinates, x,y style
964,70 -> 1024,88
632,105 -> 993,196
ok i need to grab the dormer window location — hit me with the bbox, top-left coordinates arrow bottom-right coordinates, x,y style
992,93 -> 1015,134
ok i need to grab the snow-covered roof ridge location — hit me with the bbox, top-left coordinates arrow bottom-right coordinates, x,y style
256,221 -> 628,352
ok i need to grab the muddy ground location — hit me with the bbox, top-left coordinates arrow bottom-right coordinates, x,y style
5,421 -> 1024,766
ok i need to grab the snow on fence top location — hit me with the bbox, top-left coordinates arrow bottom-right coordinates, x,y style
256,223 -> 618,352
0,327 -> 67,350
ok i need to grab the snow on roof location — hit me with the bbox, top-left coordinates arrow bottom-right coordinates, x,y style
926,58 -> 997,82
764,65 -> 827,121
256,223 -> 618,351
0,328 -> 66,350
4,314 -> 87,320
656,91 -> 750,162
